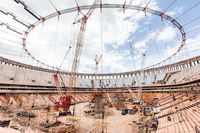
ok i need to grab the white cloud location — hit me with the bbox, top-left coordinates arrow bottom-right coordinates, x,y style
157,26 -> 176,42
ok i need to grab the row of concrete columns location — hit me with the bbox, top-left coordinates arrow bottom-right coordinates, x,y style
0,56 -> 200,79
76,58 -> 200,79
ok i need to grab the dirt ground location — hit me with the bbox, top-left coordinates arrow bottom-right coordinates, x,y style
58,102 -> 140,133
0,93 -> 170,133
0,102 -> 140,133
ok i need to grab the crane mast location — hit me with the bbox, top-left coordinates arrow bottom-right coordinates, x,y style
68,22 -> 86,90
68,0 -> 101,90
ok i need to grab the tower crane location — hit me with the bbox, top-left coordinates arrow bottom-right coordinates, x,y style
68,0 -> 101,91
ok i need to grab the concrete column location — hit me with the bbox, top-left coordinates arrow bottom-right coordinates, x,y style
177,66 -> 179,70
181,64 -> 184,69
197,60 -> 200,64
192,61 -> 196,66
179,65 -> 182,70
189,62 -> 192,67
135,72 -> 138,76
186,63 -> 189,68
175,66 -> 179,71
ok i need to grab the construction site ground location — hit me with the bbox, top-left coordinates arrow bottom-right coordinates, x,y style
59,102 -> 140,133
0,102 -> 140,133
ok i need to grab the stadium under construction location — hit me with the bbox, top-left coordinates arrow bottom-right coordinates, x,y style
0,0 -> 200,133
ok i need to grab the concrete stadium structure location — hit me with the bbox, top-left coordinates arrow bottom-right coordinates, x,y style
0,54 -> 200,133
0,55 -> 200,92
0,0 -> 200,133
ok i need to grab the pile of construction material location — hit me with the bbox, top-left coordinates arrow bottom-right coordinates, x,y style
39,120 -> 75,133
0,120 -> 10,127
39,121 -> 62,132
16,111 -> 36,118
84,102 -> 114,117
49,125 -> 76,133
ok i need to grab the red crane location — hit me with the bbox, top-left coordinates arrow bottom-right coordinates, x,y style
53,0 -> 102,112
54,95 -> 74,111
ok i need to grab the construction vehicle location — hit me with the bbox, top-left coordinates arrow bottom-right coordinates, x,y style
132,98 -> 142,104
142,106 -> 160,116
150,117 -> 159,130
121,106 -> 138,115
121,108 -> 129,115
53,74 -> 74,116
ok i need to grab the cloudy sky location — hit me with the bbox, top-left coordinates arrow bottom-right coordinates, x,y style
0,0 -> 200,73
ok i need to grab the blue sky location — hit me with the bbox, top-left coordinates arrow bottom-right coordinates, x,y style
0,0 -> 200,73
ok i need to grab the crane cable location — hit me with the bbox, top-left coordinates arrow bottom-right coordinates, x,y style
148,23 -> 162,62
183,15 -> 200,27
100,4 -> 103,74
186,25 -> 200,34
138,31 -> 148,102
129,41 -> 139,87
57,46 -> 72,71
48,0 -> 58,11
138,51 -> 146,101
176,1 -> 200,20
55,14 -> 80,93
163,0 -> 178,13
